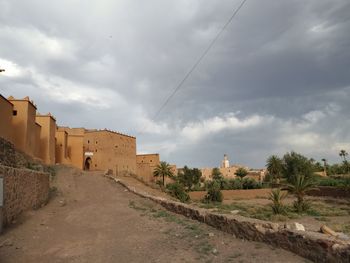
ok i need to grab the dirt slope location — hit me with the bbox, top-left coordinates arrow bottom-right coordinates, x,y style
0,166 -> 308,263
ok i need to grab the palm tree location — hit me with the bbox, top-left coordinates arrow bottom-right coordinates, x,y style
266,155 -> 283,183
234,167 -> 248,180
321,158 -> 327,176
153,161 -> 174,186
269,188 -> 288,214
339,150 -> 348,162
287,174 -> 315,213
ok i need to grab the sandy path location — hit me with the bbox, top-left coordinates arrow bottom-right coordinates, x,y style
0,167 -> 308,263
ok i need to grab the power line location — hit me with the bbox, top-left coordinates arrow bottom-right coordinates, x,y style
149,0 -> 248,123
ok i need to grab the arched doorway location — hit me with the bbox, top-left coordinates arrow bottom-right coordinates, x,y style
84,157 -> 92,170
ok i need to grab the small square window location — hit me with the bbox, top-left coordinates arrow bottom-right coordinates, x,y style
13,110 -> 17,116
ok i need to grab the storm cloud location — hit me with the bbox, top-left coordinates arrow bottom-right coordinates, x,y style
1,0 -> 350,168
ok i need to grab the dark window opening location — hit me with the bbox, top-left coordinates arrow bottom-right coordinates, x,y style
13,110 -> 17,116
88,140 -> 90,144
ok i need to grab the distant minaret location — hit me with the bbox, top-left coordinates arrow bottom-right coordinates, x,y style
221,154 -> 230,168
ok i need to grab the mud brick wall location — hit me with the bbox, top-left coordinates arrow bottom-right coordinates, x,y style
0,165 -> 49,226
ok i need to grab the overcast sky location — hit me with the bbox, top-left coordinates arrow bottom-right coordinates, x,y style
1,0 -> 350,168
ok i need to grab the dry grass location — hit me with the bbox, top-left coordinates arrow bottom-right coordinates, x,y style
197,198 -> 350,223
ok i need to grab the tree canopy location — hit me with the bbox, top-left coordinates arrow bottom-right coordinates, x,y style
177,166 -> 202,190
211,167 -> 222,181
266,155 -> 283,183
282,151 -> 314,182
234,167 -> 248,180
153,161 -> 174,186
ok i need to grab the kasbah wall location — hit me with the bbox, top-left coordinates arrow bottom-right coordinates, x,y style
0,94 -> 161,181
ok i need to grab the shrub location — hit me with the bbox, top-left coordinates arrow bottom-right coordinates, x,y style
287,174 -> 315,213
242,178 -> 262,189
191,183 -> 203,191
230,178 -> 243,189
203,181 -> 223,203
269,189 -> 287,214
166,182 -> 190,203
314,176 -> 350,187
220,178 -> 231,190
293,200 -> 311,213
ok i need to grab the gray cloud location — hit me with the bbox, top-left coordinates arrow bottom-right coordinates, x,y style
1,0 -> 350,168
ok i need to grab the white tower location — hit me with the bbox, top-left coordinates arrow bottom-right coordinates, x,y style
221,154 -> 230,168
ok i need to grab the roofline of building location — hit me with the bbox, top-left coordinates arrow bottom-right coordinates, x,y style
56,129 -> 68,134
0,94 -> 14,106
36,113 -> 57,121
8,97 -> 37,109
85,128 -> 136,139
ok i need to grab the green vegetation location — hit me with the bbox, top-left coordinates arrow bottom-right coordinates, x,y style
153,161 -> 174,186
203,180 -> 223,203
313,175 -> 350,187
287,174 -> 315,213
166,182 -> 190,203
211,167 -> 222,180
199,199 -> 350,222
282,152 -> 314,183
206,177 -> 262,191
269,188 -> 287,215
234,167 -> 248,180
177,166 -> 202,190
266,155 -> 283,183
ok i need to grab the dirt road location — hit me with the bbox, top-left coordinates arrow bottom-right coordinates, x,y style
0,167 -> 308,262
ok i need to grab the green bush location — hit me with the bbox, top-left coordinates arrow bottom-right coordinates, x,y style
230,178 -> 243,189
314,176 -> 350,187
242,178 -> 262,189
269,189 -> 287,215
166,182 -> 190,203
203,181 -> 223,203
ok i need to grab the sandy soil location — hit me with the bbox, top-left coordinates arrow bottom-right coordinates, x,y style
0,167 -> 308,263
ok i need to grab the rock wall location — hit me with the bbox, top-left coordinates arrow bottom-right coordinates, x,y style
0,165 -> 50,226
0,137 -> 16,167
0,137 -> 37,169
116,179 -> 350,263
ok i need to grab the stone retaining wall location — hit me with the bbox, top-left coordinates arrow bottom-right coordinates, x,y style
0,137 -> 16,167
0,165 -> 50,226
115,178 -> 350,263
